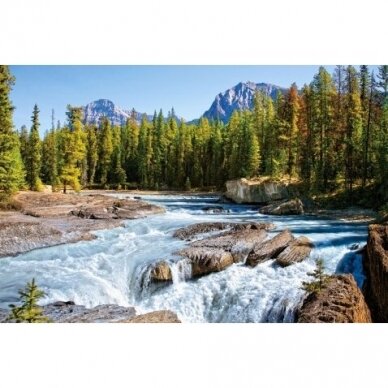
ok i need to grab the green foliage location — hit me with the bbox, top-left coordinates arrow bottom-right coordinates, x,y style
5,64 -> 387,201
26,104 -> 43,191
0,66 -> 25,199
8,278 -> 51,323
301,258 -> 330,294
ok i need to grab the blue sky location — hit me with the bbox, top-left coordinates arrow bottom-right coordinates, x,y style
9,65 -> 375,134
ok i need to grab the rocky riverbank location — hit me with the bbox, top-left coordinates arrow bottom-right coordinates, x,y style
0,301 -> 180,323
0,191 -> 164,258
297,274 -> 371,323
363,224 -> 388,322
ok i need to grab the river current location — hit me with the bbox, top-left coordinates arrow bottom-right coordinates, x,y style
0,195 -> 368,322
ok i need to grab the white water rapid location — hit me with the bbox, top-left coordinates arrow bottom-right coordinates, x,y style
0,195 -> 368,322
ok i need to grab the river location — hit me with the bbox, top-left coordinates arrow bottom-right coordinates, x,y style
0,194 -> 369,322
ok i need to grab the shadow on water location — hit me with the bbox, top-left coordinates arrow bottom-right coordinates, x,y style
335,250 -> 366,288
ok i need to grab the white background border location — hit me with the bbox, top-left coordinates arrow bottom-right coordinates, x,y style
1,1 -> 388,387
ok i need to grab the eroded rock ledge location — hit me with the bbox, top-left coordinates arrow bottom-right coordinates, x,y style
0,301 -> 180,323
297,274 -> 371,323
363,224 -> 388,322
0,192 -> 164,258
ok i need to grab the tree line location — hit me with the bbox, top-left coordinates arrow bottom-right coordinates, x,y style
0,65 -> 387,202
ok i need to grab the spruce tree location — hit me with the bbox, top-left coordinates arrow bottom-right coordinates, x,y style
26,104 -> 43,191
8,278 -> 50,323
0,65 -> 24,199
97,117 -> 113,187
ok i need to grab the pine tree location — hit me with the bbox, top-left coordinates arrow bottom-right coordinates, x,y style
284,83 -> 300,179
26,104 -> 43,191
58,106 -> 86,193
19,125 -> 29,168
0,65 -> 25,199
85,125 -> 98,186
97,117 -> 113,187
376,65 -> 388,193
8,278 -> 50,323
301,258 -> 330,293
344,66 -> 363,199
41,128 -> 58,188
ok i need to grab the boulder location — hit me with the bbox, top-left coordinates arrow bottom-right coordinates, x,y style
179,247 -> 234,276
150,261 -> 172,281
297,274 -> 372,323
173,221 -> 274,241
260,198 -> 304,216
276,236 -> 314,267
191,228 -> 268,263
121,310 -> 181,323
246,229 -> 294,267
363,224 -> 388,322
225,178 -> 291,204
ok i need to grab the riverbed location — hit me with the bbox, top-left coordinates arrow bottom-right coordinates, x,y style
0,194 -> 369,322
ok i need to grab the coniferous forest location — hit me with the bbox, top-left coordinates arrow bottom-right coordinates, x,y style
0,65 -> 387,206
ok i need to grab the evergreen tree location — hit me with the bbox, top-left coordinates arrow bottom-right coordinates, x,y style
344,66 -> 363,199
58,106 -> 86,193
26,104 -> 43,191
41,128 -> 58,188
301,259 -> 330,293
97,117 -> 113,187
0,65 -> 24,199
85,125 -> 98,186
8,278 -> 50,323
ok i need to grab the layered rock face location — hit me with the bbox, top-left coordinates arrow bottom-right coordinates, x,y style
225,178 -> 291,204
297,274 -> 372,323
363,224 -> 388,322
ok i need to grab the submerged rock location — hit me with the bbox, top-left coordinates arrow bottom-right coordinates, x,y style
201,206 -> 229,214
225,178 -> 291,204
259,198 -> 304,216
363,224 -> 388,322
297,274 -> 372,323
246,230 -> 294,267
276,236 -> 314,267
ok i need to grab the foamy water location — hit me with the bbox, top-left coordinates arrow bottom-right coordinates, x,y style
0,194 -> 368,322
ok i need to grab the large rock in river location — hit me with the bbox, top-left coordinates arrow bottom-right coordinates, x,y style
259,198 -> 304,216
225,178 -> 291,204
363,224 -> 388,322
150,225 -> 271,282
297,274 -> 372,323
276,236 -> 314,267
173,221 -> 274,241
246,229 -> 294,266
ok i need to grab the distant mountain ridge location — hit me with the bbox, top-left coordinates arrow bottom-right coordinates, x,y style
82,99 -> 154,126
82,81 -> 286,127
201,81 -> 286,123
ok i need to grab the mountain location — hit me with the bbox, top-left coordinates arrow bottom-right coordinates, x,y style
201,81 -> 286,123
82,99 -> 154,126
